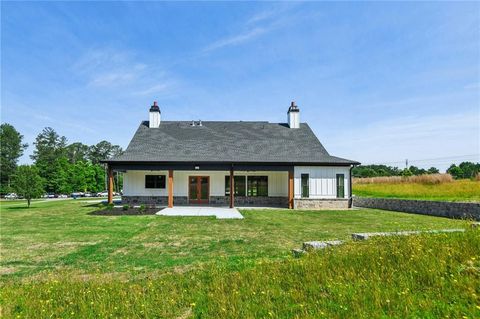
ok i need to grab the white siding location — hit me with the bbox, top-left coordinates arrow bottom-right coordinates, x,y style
123,170 -> 169,196
294,166 -> 350,199
123,170 -> 288,197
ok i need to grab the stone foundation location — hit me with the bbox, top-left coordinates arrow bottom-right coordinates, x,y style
122,195 -> 289,207
294,198 -> 349,209
123,196 -> 353,209
122,196 -> 188,206
209,196 -> 288,207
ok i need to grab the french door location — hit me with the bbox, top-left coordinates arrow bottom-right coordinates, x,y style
189,176 -> 209,204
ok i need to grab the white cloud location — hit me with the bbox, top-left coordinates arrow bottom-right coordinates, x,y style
202,4 -> 299,53
71,48 -> 176,98
203,27 -> 269,52
464,82 -> 480,90
133,83 -> 170,96
326,111 -> 480,171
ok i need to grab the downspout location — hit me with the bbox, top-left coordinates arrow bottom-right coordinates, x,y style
349,165 -> 353,208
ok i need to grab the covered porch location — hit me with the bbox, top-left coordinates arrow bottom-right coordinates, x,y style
106,162 -> 294,209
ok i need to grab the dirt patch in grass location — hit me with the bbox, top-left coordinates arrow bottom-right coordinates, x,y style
0,267 -> 17,275
89,207 -> 160,216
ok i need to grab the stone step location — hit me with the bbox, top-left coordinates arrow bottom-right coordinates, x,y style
352,228 -> 465,241
291,249 -> 307,258
302,240 -> 344,251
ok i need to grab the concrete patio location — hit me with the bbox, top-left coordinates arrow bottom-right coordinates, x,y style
156,206 -> 244,219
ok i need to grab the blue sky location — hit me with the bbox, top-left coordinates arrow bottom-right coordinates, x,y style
2,1 -> 479,171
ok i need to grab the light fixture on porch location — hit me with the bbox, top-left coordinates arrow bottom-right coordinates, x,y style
195,166 -> 200,170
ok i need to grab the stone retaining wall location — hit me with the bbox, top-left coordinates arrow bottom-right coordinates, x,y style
354,197 -> 480,220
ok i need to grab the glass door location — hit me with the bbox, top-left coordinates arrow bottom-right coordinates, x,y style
188,176 -> 209,204
336,174 -> 345,198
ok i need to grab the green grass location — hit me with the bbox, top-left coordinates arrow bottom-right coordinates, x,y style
0,200 -> 477,318
2,230 -> 479,318
0,199 -> 465,279
353,179 -> 480,202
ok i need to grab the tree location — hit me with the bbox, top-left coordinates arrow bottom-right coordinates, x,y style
427,167 -> 439,174
13,165 -> 44,207
31,127 -> 68,193
458,162 -> 480,179
447,164 -> 464,179
88,141 -> 123,164
0,123 -> 28,193
401,168 -> 413,177
409,166 -> 427,176
66,142 -> 90,164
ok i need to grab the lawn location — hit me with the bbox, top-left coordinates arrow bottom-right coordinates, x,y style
0,200 -> 477,318
0,199 -> 465,279
353,179 -> 480,202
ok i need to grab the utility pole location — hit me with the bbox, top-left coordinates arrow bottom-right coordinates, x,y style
405,159 -> 408,169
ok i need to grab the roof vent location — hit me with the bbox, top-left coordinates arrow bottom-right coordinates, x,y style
191,120 -> 195,126
198,120 -> 202,126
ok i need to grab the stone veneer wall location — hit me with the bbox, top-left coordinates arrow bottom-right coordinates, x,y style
122,196 -> 188,206
294,198 -> 349,209
354,197 -> 480,221
123,196 -> 357,210
210,196 -> 289,207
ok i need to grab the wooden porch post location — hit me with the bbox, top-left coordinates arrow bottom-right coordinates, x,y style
288,169 -> 294,209
168,170 -> 174,208
229,166 -> 234,208
107,165 -> 113,205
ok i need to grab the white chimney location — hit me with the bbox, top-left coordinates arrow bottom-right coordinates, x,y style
149,101 -> 161,128
287,101 -> 300,128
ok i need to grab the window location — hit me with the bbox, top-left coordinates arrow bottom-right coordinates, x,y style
225,176 -> 246,196
301,174 -> 309,198
247,176 -> 268,197
336,174 -> 345,198
145,175 -> 166,189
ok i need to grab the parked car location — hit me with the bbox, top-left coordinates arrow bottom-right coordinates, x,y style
71,192 -> 83,198
57,194 -> 68,198
84,193 -> 92,197
5,193 -> 18,200
97,191 -> 109,197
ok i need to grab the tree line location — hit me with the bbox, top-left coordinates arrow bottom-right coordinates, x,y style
352,163 -> 480,179
0,123 -> 123,205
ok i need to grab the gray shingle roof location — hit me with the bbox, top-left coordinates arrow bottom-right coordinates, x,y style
107,121 -> 358,165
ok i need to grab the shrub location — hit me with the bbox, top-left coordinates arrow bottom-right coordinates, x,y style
106,203 -> 114,210
139,204 -> 146,212
122,204 -> 129,211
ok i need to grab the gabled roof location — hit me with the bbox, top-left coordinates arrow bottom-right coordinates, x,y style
106,121 -> 359,165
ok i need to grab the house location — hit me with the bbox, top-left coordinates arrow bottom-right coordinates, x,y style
103,101 -> 359,209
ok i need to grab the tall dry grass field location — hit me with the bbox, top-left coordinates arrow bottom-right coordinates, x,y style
353,173 -> 453,185
353,175 -> 480,202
